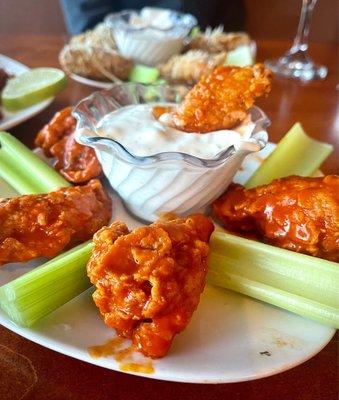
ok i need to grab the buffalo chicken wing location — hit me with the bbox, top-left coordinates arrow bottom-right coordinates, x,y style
87,215 -> 214,358
0,180 -> 112,265
213,176 -> 339,261
171,64 -> 272,133
35,107 -> 102,183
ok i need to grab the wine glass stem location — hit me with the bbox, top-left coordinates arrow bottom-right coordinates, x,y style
291,0 -> 317,52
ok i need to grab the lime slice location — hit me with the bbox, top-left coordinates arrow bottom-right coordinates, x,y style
1,68 -> 67,112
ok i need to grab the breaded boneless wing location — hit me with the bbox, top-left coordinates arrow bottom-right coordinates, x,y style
87,215 -> 214,358
0,180 -> 112,265
172,64 -> 272,133
35,107 -> 102,184
213,176 -> 339,262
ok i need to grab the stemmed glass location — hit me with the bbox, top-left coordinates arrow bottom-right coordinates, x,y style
265,0 -> 327,81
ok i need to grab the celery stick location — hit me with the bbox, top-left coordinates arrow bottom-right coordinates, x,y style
245,123 -> 333,189
0,242 -> 93,327
0,132 -> 70,194
208,269 -> 338,328
128,65 -> 159,84
225,46 -> 254,67
207,232 -> 339,328
190,26 -> 201,38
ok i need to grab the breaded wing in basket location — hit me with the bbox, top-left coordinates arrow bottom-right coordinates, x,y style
187,26 -> 251,53
158,50 -> 227,84
59,23 -> 133,81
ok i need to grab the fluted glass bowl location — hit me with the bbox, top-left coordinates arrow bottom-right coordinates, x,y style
73,83 -> 270,222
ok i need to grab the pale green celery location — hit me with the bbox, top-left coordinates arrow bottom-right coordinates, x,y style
0,132 -> 89,327
225,45 -> 254,66
128,64 -> 159,84
154,78 -> 167,85
0,132 -> 70,194
0,242 -> 93,327
245,123 -> 333,189
207,232 -> 339,328
190,26 -> 201,38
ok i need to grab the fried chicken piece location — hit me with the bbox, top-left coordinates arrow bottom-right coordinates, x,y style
35,107 -> 102,183
87,215 -> 214,358
172,64 -> 272,133
0,180 -> 112,265
213,176 -> 339,261
50,132 -> 103,183
35,107 -> 76,155
59,23 -> 133,82
158,50 -> 227,84
187,27 -> 251,53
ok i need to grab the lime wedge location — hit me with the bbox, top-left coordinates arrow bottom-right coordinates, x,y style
1,68 -> 67,112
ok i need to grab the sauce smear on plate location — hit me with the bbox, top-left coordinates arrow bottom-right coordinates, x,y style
88,338 -> 154,374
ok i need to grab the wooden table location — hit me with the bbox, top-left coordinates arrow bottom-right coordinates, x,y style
0,35 -> 338,400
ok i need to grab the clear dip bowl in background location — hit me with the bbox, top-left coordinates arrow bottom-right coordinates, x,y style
105,9 -> 197,66
73,84 -> 269,222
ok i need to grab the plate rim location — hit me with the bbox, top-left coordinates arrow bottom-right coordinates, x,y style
68,72 -> 114,89
0,300 -> 335,384
0,54 -> 54,131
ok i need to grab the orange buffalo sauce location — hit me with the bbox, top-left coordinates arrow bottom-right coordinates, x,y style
88,338 -> 154,374
120,362 -> 154,374
88,337 -> 125,359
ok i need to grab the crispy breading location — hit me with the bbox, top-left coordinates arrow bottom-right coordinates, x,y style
187,27 -> 250,53
35,107 -> 76,155
59,23 -> 133,82
50,131 -> 102,183
213,176 -> 339,261
35,107 -> 102,183
0,180 -> 112,265
87,215 -> 214,358
158,50 -> 227,84
172,64 -> 272,133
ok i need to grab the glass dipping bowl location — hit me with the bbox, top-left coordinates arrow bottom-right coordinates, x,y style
73,83 -> 269,222
105,9 -> 197,66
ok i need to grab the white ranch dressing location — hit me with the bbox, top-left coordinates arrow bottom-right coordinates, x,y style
129,8 -> 174,33
96,103 -> 255,159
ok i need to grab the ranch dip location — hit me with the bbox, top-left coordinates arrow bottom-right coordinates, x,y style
96,103 -> 255,159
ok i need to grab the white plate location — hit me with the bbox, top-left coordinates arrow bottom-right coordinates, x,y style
69,72 -> 114,90
0,144 -> 335,383
0,54 -> 53,131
